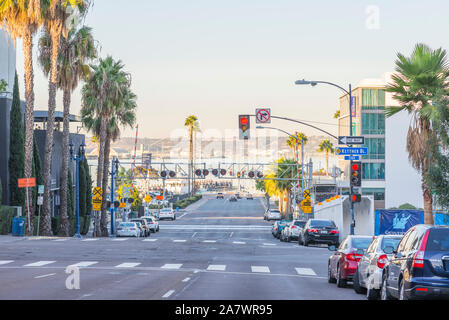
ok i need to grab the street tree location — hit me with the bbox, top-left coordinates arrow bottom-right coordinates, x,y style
386,43 -> 449,224
286,132 -> 308,164
318,139 -> 335,175
184,115 -> 200,195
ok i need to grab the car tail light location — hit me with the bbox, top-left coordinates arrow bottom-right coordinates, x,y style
308,229 -> 318,233
275,227 -> 278,231
377,254 -> 388,269
416,288 -> 428,292
330,230 -> 339,234
412,230 -> 430,269
346,253 -> 363,262
149,221 -> 154,224
291,226 -> 297,229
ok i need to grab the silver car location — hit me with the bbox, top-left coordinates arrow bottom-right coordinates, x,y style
280,220 -> 306,242
353,235 -> 402,300
142,216 -> 159,233
116,222 -> 140,238
265,209 -> 281,221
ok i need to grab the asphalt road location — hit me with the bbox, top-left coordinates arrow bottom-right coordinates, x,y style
0,194 -> 363,300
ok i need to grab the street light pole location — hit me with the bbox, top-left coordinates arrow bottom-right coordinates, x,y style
295,79 -> 355,235
70,142 -> 85,239
110,157 -> 119,236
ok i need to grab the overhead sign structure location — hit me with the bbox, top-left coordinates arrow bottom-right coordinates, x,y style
338,136 -> 365,145
335,147 -> 368,155
345,155 -> 360,161
255,108 -> 271,124
18,178 -> 36,188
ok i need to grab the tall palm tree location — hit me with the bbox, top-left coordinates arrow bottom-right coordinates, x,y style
81,57 -> 134,236
386,43 -> 449,225
38,25 -> 96,236
38,0 -> 90,236
184,115 -> 200,195
1,0 -> 43,235
286,132 -> 308,164
274,158 -> 298,219
318,139 -> 334,175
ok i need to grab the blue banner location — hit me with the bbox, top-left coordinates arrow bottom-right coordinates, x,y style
378,210 -> 423,235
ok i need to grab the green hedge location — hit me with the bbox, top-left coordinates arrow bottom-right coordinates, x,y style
173,194 -> 203,209
0,206 -> 15,235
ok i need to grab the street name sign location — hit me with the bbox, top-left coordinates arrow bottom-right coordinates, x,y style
338,136 -> 365,145
336,147 -> 368,155
255,108 -> 271,124
344,155 -> 360,161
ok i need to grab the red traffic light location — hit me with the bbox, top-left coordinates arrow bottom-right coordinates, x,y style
352,164 -> 359,171
240,117 -> 248,125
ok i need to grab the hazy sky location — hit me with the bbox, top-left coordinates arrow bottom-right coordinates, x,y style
15,0 -> 449,139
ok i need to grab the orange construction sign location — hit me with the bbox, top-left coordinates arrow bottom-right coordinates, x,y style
18,178 -> 36,188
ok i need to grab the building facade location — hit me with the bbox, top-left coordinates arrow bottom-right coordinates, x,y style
338,73 -> 423,210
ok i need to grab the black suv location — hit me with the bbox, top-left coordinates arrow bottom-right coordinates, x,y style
299,219 -> 339,246
381,225 -> 449,300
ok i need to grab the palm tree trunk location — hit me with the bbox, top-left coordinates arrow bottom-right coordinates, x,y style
325,151 -> 329,175
95,116 -> 108,236
22,30 -> 36,236
189,126 -> 193,195
422,176 -> 434,225
58,90 -> 71,236
100,132 -> 111,237
41,32 -> 61,237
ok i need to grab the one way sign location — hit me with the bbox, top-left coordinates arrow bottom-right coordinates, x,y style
338,136 -> 365,145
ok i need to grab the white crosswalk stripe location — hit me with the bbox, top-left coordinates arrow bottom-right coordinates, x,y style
115,263 -> 141,268
69,261 -> 98,268
52,239 -> 68,242
161,264 -> 182,269
295,268 -> 317,276
81,239 -> 98,241
0,260 -> 14,265
263,243 -> 276,246
233,241 -> 246,244
207,265 -> 226,271
251,266 -> 270,273
24,261 -> 56,267
162,290 -> 175,298
142,239 -> 158,242
203,240 -> 216,243
173,240 -> 186,243
112,238 -> 129,241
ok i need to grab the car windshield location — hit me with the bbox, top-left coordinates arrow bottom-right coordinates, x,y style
426,229 -> 449,251
271,210 -> 280,213
294,221 -> 306,228
381,237 -> 401,250
309,220 -> 335,227
119,223 -> 135,227
351,238 -> 373,249
161,209 -> 171,212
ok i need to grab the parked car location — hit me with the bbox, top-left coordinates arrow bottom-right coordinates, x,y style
217,193 -> 224,199
142,216 -> 159,233
352,235 -> 402,299
229,196 -> 237,202
328,235 -> 375,288
299,219 -> 340,246
130,218 -> 150,237
380,225 -> 449,300
116,222 -> 140,238
272,220 -> 291,239
265,209 -> 282,221
134,221 -> 146,237
246,194 -> 253,200
235,193 -> 241,199
280,220 -> 306,242
159,208 -> 176,220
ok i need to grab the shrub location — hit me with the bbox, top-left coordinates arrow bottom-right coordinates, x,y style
0,206 -> 15,235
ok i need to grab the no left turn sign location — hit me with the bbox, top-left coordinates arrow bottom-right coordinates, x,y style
256,108 -> 271,124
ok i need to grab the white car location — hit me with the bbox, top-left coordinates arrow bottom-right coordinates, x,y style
142,216 -> 159,233
116,222 -> 140,237
159,208 -> 176,220
265,209 -> 281,221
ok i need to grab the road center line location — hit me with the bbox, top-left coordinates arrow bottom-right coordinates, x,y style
162,290 -> 175,298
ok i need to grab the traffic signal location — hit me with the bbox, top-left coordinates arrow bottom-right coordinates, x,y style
237,172 -> 241,178
220,169 -> 226,176
114,201 -> 120,208
203,169 -> 209,176
239,115 -> 250,140
160,170 -> 167,178
169,171 -> 176,178
351,194 -> 361,203
195,169 -> 202,177
212,169 -> 219,176
257,171 -> 264,179
248,171 -> 255,178
350,161 -> 362,187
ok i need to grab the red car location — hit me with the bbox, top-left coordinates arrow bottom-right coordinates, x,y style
328,235 -> 375,288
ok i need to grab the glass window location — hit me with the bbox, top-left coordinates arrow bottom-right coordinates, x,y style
367,238 -> 379,253
310,220 -> 336,227
381,237 -> 402,250
397,230 -> 412,253
362,138 -> 385,160
427,229 -> 449,251
362,113 -> 385,135
362,89 -> 385,109
362,188 -> 385,200
352,237 -> 374,249
362,163 -> 385,180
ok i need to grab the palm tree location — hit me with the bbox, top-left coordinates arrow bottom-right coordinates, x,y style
184,115 -> 200,195
81,58 -> 135,236
286,132 -> 308,164
386,43 -> 449,225
38,25 -> 96,236
274,158 -> 299,219
318,139 -> 334,175
333,110 -> 340,119
1,0 -> 43,235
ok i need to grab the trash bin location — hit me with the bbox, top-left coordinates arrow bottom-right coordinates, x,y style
12,217 -> 25,237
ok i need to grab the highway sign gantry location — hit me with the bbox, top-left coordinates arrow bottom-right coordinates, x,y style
335,147 -> 368,155
338,136 -> 365,145
255,108 -> 271,124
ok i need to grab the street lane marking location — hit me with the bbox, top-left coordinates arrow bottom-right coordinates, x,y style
251,266 -> 270,273
69,261 -> 98,268
34,273 -> 56,279
207,265 -> 226,271
182,277 -> 191,282
162,290 -> 175,298
233,241 -> 246,244
0,261 -> 14,265
112,238 -> 129,241
81,239 -> 98,241
295,268 -> 317,276
115,263 -> 141,268
24,261 -> 56,267
202,240 -> 216,243
161,264 -> 182,269
142,239 -> 158,242
263,243 -> 276,246
173,240 -> 186,243
52,239 -> 68,242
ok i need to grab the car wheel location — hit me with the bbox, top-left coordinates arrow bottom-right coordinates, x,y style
303,236 -> 309,247
353,268 -> 366,294
336,264 -> 346,288
328,262 -> 336,284
366,285 -> 380,300
287,236 -> 291,242
380,274 -> 394,300
399,278 -> 408,300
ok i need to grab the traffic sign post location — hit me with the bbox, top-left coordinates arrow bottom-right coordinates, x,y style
255,108 -> 271,124
338,136 -> 365,145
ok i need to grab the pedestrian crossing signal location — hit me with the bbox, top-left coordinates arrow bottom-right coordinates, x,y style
351,194 -> 361,203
